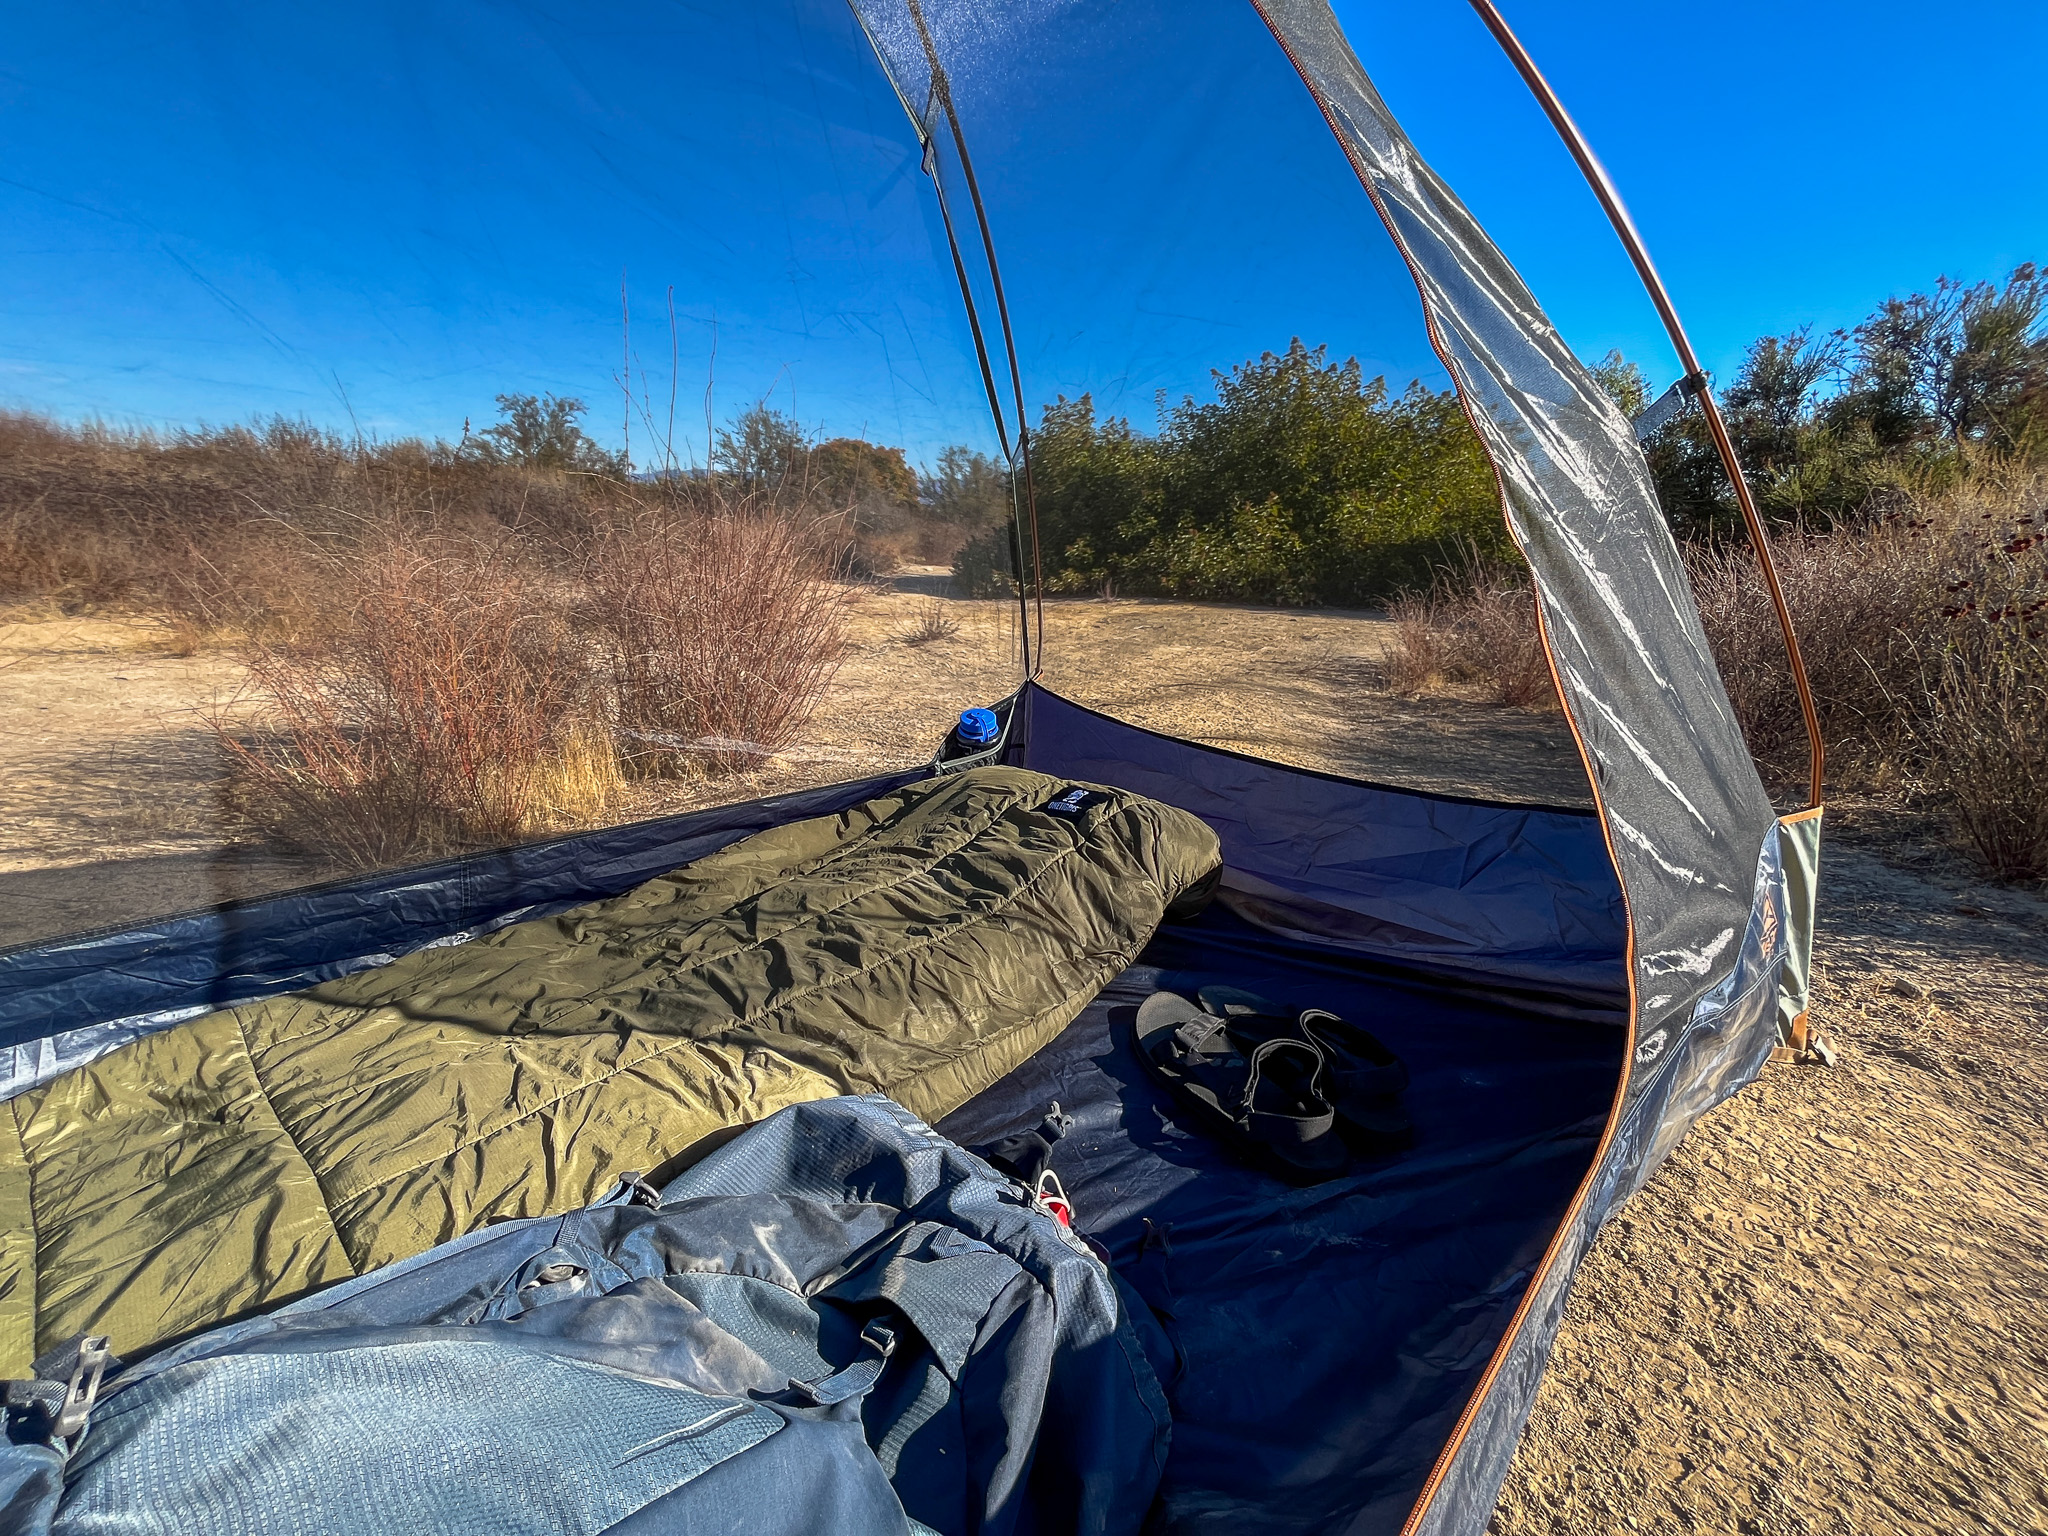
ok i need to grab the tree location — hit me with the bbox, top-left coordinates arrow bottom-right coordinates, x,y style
465,393 -> 622,474
1148,340 -> 1502,603
1643,329 -> 1886,536
712,405 -> 809,492
1589,350 -> 1651,420
1843,264 -> 2048,449
1636,265 -> 2048,538
921,446 -> 1010,529
953,398 -> 1157,597
932,448 -> 1019,596
1724,330 -> 1844,439
955,340 -> 1504,606
809,437 -> 918,515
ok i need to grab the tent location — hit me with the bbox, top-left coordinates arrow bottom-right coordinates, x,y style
0,1 -> 1822,1530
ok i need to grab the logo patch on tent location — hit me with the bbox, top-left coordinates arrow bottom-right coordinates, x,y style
1042,787 -> 1108,818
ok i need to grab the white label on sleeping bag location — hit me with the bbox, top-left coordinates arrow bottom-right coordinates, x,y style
1042,787 -> 1109,818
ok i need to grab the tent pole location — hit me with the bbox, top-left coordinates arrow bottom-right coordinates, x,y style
903,0 -> 1047,681
1464,0 -> 1825,810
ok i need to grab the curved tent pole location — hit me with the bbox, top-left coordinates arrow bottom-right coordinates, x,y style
901,0 -> 1049,680
1464,0 -> 1825,810
918,140 -> 1038,679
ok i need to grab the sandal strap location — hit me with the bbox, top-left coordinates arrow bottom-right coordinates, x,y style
1171,1013 -> 1235,1058
1238,1036 -> 1330,1114
1243,1103 -> 1338,1150
1239,1038 -> 1337,1152
1296,1010 -> 1407,1102
1157,1013 -> 1253,1109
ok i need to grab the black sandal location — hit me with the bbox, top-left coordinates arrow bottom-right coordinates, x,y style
1133,991 -> 1348,1183
1195,986 -> 1414,1151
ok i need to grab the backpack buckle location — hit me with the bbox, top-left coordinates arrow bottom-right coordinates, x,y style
53,1335 -> 112,1446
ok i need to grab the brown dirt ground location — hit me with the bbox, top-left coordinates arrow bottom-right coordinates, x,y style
4,574 -> 2044,1532
1492,835 -> 2048,1536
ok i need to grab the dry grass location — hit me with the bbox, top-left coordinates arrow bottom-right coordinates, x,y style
4,412 -> 861,863
1899,464 -> 2048,879
1396,459 -> 2048,881
524,724 -> 628,828
894,598 -> 961,647
1685,520 -> 1928,787
582,506 -> 853,776
1384,570 -> 1559,710
1690,460 -> 2048,877
1928,634 -> 2048,879
0,411 -> 599,637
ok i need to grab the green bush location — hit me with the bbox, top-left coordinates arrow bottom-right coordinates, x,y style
961,340 -> 1505,608
954,523 -> 1021,598
1641,264 -> 2048,538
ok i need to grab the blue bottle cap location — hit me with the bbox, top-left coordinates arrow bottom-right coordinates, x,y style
957,707 -> 999,747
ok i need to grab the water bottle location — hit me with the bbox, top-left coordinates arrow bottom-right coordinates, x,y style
955,707 -> 999,751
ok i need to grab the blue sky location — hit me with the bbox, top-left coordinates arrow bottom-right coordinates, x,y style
1342,0 -> 2048,391
2,0 -> 2040,464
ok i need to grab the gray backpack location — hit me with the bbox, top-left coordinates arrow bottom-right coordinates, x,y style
1,1097 -> 1170,1536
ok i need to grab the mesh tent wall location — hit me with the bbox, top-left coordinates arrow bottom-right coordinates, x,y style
0,2 -> 1819,1531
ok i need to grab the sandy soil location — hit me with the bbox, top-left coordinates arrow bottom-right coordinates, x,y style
1493,841 -> 2048,1536
4,576 -> 2044,1531
0,615 -> 349,944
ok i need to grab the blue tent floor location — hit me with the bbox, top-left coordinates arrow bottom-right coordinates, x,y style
938,905 -> 1622,1534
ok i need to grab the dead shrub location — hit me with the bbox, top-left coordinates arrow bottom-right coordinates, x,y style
1690,456 -> 2048,879
1382,594 -> 1443,697
1685,524 -> 1929,787
1457,581 -> 1557,708
1381,462 -> 2048,880
1904,462 -> 2048,878
895,598 -> 960,647
213,535 -> 602,866
582,506 -> 852,775
1382,568 -> 1559,709
1920,634 -> 2048,879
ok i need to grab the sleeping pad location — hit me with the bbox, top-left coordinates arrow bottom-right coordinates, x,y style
0,766 -> 1220,1375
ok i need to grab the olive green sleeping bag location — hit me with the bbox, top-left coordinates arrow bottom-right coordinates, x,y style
0,767 -> 1219,1374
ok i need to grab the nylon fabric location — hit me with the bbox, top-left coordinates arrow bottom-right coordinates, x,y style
1009,686 -> 1626,1010
1396,826 -> 1801,1536
1774,810 -> 1824,1047
1242,0 -> 1781,1059
39,1096 -> 1167,1536
0,768 -> 1218,1375
937,903 -> 1621,1532
0,1443 -> 63,1533
0,770 -> 929,1084
57,1341 -> 785,1536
